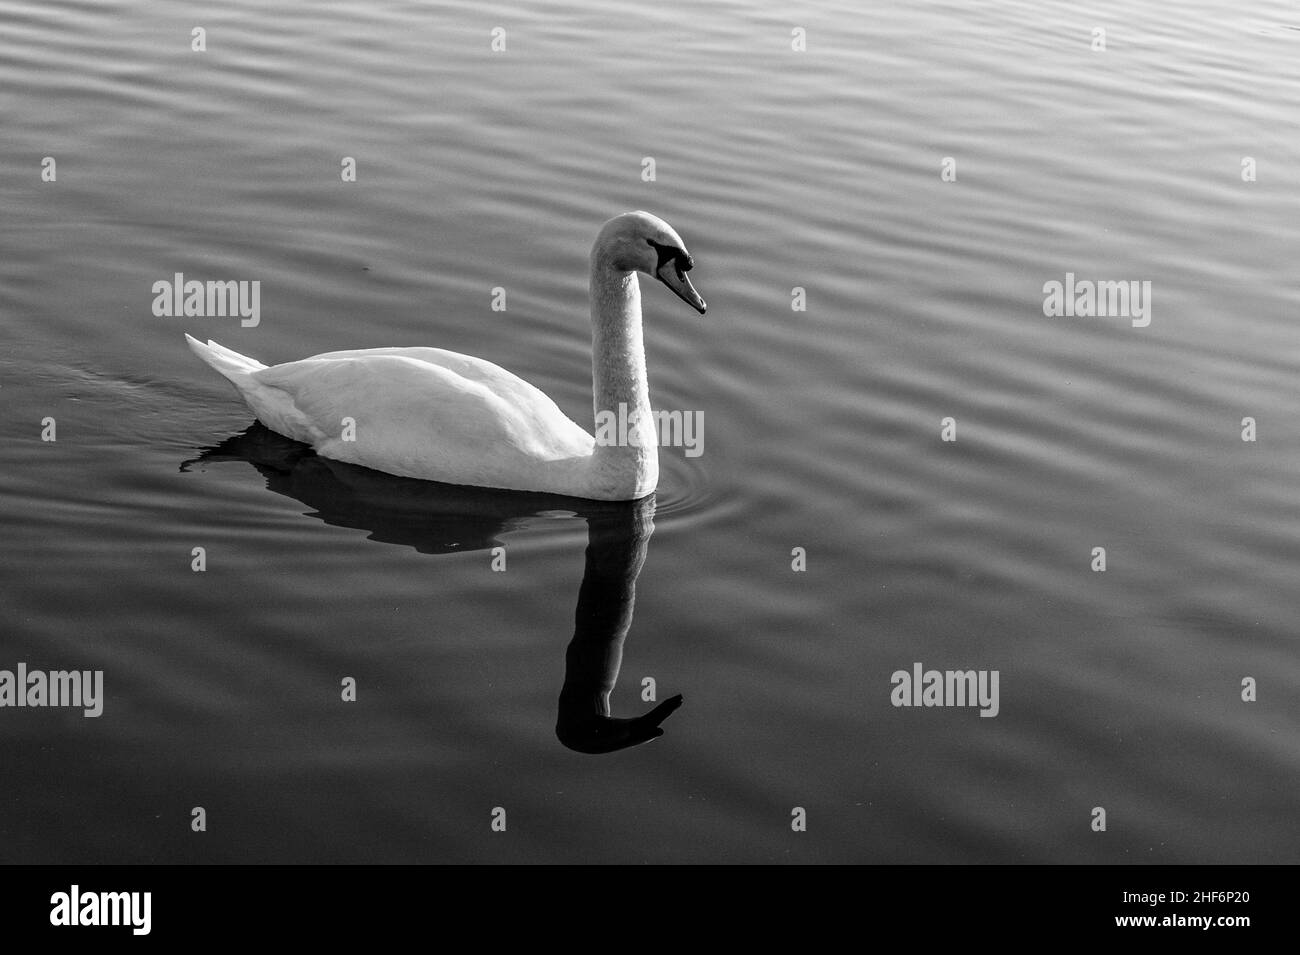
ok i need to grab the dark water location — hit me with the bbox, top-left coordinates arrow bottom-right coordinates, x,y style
2,0 -> 1297,863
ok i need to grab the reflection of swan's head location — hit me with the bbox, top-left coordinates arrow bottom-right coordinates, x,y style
557,694 -> 684,755
593,211 -> 706,314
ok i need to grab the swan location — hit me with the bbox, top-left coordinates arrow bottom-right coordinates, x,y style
185,211 -> 705,501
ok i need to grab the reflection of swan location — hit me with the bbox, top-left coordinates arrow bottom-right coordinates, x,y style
183,425 -> 683,751
185,211 -> 705,501
557,492 -> 682,754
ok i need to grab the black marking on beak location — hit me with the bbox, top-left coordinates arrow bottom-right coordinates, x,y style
647,238 -> 694,274
647,239 -> 706,314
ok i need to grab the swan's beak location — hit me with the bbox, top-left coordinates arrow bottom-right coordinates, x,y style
656,259 -> 707,314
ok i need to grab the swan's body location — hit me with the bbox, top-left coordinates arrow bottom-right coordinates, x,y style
185,211 -> 705,501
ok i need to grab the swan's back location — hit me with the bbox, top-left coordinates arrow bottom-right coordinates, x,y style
304,346 -> 564,419
193,340 -> 596,493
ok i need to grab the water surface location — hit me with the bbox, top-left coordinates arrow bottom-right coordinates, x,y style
1,0 -> 1298,863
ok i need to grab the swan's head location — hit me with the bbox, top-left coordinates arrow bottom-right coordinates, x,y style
594,211 -> 706,314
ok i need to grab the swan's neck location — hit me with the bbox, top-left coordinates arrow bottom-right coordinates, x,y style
588,255 -> 657,498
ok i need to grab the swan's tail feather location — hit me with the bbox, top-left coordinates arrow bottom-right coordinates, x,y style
185,334 -> 266,386
185,335 -> 314,442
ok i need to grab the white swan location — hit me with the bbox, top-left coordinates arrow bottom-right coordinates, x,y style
185,211 -> 705,501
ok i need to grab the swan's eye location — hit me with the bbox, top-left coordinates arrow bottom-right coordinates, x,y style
647,238 -> 693,273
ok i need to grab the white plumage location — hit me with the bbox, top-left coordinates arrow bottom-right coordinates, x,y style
185,211 -> 706,501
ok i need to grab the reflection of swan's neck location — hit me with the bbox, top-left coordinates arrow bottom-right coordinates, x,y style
562,503 -> 652,715
557,500 -> 669,753
589,251 -> 656,498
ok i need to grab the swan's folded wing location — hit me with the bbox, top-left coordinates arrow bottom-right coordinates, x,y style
300,346 -> 571,426
252,354 -> 593,467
